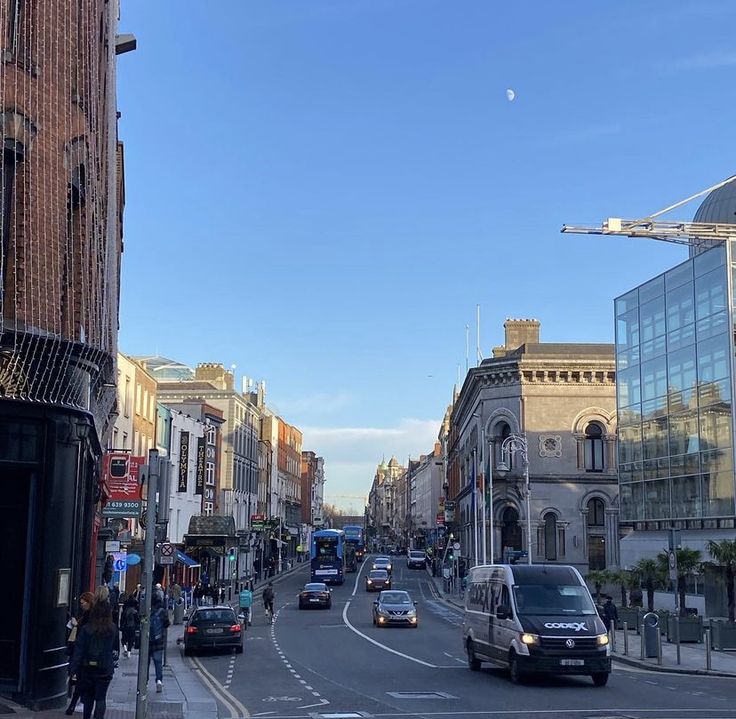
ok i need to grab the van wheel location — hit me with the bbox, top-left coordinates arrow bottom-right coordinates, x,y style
591,672 -> 609,687
508,651 -> 524,684
466,640 -> 481,671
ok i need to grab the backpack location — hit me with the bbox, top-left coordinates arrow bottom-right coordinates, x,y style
84,631 -> 107,668
124,607 -> 138,630
263,587 -> 274,602
150,609 -> 164,642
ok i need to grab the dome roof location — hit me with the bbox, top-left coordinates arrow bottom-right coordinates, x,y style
693,180 -> 736,224
388,456 -> 399,467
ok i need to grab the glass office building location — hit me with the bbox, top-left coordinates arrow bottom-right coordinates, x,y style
615,241 -> 736,530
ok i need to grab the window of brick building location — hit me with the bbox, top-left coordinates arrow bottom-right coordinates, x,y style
1,142 -> 22,292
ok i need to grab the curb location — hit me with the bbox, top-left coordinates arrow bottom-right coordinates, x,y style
611,653 -> 736,678
424,569 -> 464,609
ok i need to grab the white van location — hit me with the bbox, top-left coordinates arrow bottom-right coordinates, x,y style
462,564 -> 611,686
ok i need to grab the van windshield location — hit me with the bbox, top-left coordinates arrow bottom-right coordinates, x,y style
513,584 -> 597,616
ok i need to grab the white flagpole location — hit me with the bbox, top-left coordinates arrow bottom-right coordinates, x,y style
473,449 -> 479,567
476,304 -> 483,365
481,426 -> 487,565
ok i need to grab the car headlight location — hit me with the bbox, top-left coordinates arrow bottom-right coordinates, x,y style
596,633 -> 609,646
520,633 -> 540,646
367,579 -> 372,584
386,564 -> 392,570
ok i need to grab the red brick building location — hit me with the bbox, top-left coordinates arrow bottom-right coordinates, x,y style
0,1 -> 133,706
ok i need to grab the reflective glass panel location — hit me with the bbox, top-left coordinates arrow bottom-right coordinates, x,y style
698,377 -> 730,408
640,296 -> 666,342
615,289 -> 638,318
639,275 -> 664,304
693,243 -> 726,278
667,345 -> 696,400
695,268 -> 727,320
666,282 -> 694,332
641,355 -> 667,401
702,471 -> 736,517
617,365 -> 641,407
669,410 -> 700,457
665,261 -> 693,290
671,475 -> 702,520
643,479 -> 671,519
616,308 -> 640,351
642,416 -> 669,460
640,336 -> 667,362
699,406 -> 732,451
696,311 -> 728,342
667,323 -> 696,353
697,333 -> 730,382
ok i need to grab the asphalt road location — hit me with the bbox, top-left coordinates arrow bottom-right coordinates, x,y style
181,557 -> 736,719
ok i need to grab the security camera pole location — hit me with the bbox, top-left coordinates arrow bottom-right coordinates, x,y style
135,449 -> 159,719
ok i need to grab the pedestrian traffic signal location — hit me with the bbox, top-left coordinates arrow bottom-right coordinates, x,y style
228,547 -> 237,562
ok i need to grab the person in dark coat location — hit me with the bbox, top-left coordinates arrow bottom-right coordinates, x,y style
66,592 -> 95,715
148,595 -> 170,692
70,595 -> 119,719
119,596 -> 139,658
602,596 -> 619,632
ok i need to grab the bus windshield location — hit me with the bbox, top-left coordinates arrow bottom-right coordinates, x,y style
513,584 -> 597,616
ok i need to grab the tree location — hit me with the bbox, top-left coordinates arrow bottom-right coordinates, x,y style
633,557 -> 663,612
609,569 -> 639,608
707,539 -> 736,622
657,548 -> 702,617
587,569 -> 612,604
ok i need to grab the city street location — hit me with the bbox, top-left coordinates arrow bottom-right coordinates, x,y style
177,559 -> 735,719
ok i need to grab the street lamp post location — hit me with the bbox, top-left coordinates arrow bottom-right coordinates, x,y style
496,434 -> 532,565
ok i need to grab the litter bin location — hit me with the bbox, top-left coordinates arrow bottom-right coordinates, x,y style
173,598 -> 185,625
642,611 -> 659,657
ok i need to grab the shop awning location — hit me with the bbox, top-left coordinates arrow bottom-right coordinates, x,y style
176,550 -> 200,568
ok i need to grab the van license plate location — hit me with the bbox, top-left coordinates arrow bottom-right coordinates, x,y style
560,659 -> 584,666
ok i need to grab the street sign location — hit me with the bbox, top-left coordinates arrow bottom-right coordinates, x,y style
112,552 -> 127,572
453,542 -> 461,551
105,540 -> 121,553
668,549 -> 678,582
159,542 -> 175,565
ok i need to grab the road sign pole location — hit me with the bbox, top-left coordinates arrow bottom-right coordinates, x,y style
136,449 -> 159,719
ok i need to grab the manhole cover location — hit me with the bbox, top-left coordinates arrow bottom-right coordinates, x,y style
386,692 -> 456,700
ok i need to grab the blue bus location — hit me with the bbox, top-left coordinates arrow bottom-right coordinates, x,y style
342,525 -> 365,562
310,529 -> 346,585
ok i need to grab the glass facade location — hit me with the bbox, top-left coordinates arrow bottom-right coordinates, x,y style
615,243 -> 736,528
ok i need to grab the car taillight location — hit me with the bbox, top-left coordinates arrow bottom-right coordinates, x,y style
186,626 -> 198,634
230,624 -> 241,633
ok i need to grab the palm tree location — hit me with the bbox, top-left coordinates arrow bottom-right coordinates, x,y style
633,557 -> 662,612
707,539 -> 736,622
608,569 -> 635,607
587,569 -> 611,604
657,548 -> 702,617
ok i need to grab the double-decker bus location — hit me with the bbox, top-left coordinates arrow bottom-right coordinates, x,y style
310,529 -> 346,584
342,525 -> 365,562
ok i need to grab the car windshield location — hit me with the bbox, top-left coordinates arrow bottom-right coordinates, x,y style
195,609 -> 236,623
304,583 -> 327,591
513,584 -> 597,616
376,557 -> 390,562
369,570 -> 388,579
380,592 -> 411,604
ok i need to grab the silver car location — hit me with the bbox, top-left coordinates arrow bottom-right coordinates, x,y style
372,590 -> 418,628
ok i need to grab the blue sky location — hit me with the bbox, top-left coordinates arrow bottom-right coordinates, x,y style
117,0 -> 736,510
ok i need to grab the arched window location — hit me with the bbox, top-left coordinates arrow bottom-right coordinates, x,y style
544,512 -> 557,560
498,422 -> 514,470
501,506 -> 522,553
586,498 -> 606,570
584,422 -> 605,472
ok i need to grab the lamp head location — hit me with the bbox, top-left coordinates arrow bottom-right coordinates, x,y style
496,461 -> 510,476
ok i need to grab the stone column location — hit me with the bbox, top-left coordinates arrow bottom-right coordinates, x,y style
605,507 -> 620,568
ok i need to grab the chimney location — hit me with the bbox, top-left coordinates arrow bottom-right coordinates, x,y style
503,318 -> 540,350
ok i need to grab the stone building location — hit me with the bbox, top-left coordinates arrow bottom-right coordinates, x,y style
448,319 -> 619,573
0,1 -> 133,705
367,457 -> 405,547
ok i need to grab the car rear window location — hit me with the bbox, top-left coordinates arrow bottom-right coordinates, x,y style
370,570 -> 388,578
194,609 -> 236,623
410,551 -> 425,559
305,583 -> 327,591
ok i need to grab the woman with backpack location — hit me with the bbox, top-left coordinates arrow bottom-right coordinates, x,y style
119,596 -> 139,658
148,595 -> 170,693
70,595 -> 119,719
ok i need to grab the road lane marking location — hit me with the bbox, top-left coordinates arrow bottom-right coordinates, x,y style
298,699 -> 330,709
341,600 -> 437,668
351,556 -> 369,596
191,654 -> 250,718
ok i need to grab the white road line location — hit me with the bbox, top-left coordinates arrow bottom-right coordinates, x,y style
191,655 -> 251,719
312,691 -> 321,696
298,699 -> 330,709
341,600 -> 437,668
305,685 -> 313,690
351,555 -> 370,596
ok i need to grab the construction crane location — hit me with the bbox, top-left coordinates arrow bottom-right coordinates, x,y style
561,174 -> 736,246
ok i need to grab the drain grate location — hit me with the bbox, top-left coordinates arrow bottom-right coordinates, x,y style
387,692 -> 456,700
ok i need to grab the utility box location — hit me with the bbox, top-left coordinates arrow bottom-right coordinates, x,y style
642,612 -> 659,657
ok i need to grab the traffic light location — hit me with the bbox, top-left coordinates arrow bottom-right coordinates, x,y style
447,548 -> 454,562
228,547 -> 237,562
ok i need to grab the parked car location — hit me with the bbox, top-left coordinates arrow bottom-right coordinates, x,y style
184,606 -> 243,656
366,569 -> 391,592
372,590 -> 418,627
372,556 -> 393,574
407,550 -> 426,569
298,582 -> 332,610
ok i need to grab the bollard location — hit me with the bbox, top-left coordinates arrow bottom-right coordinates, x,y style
705,626 -> 712,671
610,627 -> 616,652
641,626 -> 646,660
675,617 -> 681,665
656,627 -> 663,665
623,621 -> 629,656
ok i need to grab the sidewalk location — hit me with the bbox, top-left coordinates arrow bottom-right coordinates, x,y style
5,624 -> 218,719
423,568 -> 736,677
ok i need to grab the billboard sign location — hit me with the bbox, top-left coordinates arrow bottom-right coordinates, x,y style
102,453 -> 145,518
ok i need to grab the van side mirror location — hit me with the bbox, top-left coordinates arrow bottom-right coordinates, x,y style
496,604 -> 512,620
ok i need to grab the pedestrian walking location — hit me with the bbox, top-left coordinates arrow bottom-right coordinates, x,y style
70,594 -> 119,719
66,592 -> 95,715
602,596 -> 619,633
119,596 -> 139,658
148,595 -> 170,693
108,584 -> 120,626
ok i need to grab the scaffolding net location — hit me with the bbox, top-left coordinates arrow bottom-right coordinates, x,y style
0,0 -> 121,439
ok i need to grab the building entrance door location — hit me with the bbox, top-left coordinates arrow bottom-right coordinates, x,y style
501,506 -> 522,552
0,468 -> 31,690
